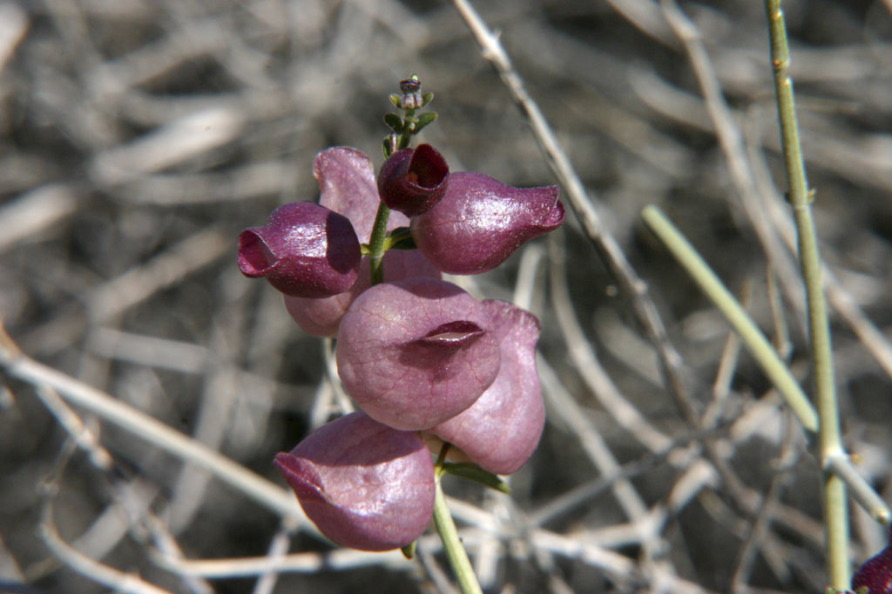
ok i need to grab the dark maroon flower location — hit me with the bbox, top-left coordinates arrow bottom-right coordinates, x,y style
853,527 -> 892,594
411,172 -> 564,274
336,277 -> 501,431
238,202 -> 360,298
429,300 -> 544,475
274,412 -> 435,551
378,144 -> 449,216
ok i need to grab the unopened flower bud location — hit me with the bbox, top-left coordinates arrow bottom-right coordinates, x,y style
275,412 -> 435,551
378,144 -> 449,216
430,301 -> 544,475
411,172 -> 564,274
336,278 -> 500,430
238,202 -> 360,298
398,76 -> 423,110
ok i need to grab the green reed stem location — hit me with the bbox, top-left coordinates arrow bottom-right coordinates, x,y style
641,206 -> 818,432
765,0 -> 848,587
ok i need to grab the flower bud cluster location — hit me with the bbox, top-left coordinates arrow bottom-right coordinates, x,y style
239,139 -> 564,551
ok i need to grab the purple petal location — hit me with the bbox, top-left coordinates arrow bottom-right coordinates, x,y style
284,250 -> 440,337
314,147 -> 410,242
238,202 -> 360,298
274,412 -> 435,551
430,301 -> 544,474
411,172 -> 564,274
336,278 -> 500,430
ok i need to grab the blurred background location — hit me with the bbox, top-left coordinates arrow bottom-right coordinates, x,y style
1,0 -> 891,592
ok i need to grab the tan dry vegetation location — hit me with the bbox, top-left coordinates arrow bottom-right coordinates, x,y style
1,0 -> 891,592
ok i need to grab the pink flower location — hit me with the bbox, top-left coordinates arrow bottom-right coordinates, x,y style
336,277 -> 501,431
274,412 -> 435,551
238,202 -> 360,298
411,172 -> 564,274
429,301 -> 544,474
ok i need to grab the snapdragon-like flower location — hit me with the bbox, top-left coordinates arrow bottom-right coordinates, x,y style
238,202 -> 360,298
377,144 -> 449,216
430,300 -> 544,475
281,147 -> 441,337
411,172 -> 564,274
336,277 -> 501,431
274,412 -> 435,551
853,527 -> 892,594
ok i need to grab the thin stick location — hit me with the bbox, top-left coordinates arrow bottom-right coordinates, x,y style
641,206 -> 818,432
0,326 -> 303,525
451,0 -> 698,428
765,0 -> 848,587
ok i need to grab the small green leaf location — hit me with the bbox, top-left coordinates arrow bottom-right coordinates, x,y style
386,227 -> 416,250
443,463 -> 511,494
422,92 -> 435,107
401,541 -> 416,559
414,112 -> 438,133
389,94 -> 401,108
384,113 -> 404,133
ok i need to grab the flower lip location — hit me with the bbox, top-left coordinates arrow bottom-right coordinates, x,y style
273,452 -> 328,503
237,201 -> 361,298
418,321 -> 484,346
238,229 -> 277,276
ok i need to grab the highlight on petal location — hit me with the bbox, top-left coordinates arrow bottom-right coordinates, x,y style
411,172 -> 564,274
274,412 -> 435,552
238,202 -> 360,298
336,277 -> 500,430
284,250 -> 440,337
314,147 -> 410,242
378,144 -> 449,216
429,300 -> 544,475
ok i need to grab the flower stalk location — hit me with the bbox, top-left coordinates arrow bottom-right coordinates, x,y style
433,445 -> 483,594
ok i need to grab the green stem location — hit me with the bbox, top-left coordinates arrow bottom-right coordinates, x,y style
766,0 -> 848,588
432,470 -> 483,594
641,206 -> 818,432
367,201 -> 392,285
